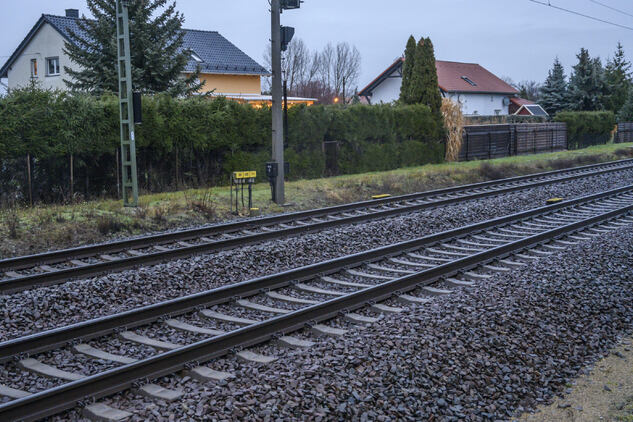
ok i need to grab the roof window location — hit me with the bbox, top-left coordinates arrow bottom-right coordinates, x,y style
461,76 -> 477,86
191,52 -> 203,63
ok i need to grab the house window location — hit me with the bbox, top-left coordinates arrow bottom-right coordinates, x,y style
46,57 -> 60,76
30,59 -> 38,78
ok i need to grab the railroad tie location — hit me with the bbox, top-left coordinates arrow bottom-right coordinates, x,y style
73,344 -> 137,365
321,276 -> 371,288
199,310 -> 258,325
446,278 -> 476,288
311,324 -> 348,337
370,303 -> 404,314
346,269 -> 393,280
236,350 -> 277,364
19,358 -> 84,381
83,403 -> 132,422
0,384 -> 31,399
422,286 -> 452,296
388,258 -> 434,268
295,283 -> 346,296
186,367 -> 235,383
135,384 -> 183,402
237,299 -> 291,314
266,291 -> 319,305
119,331 -> 181,351
396,294 -> 431,305
344,313 -> 379,325
276,336 -> 315,349
367,264 -> 415,274
164,319 -> 225,336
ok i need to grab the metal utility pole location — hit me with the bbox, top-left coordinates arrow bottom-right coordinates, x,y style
271,0 -> 285,204
116,0 -> 139,207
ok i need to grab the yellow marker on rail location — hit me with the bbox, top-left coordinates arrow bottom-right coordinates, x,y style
546,197 -> 564,204
372,194 -> 392,200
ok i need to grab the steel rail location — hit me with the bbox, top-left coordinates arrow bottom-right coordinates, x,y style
2,159 -> 633,294
2,184 -> 632,363
2,158 -> 630,272
2,191 -> 632,422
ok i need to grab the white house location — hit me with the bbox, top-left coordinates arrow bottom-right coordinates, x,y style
358,58 -> 520,116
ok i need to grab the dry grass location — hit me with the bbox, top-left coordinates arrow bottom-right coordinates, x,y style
442,98 -> 464,162
0,142 -> 631,258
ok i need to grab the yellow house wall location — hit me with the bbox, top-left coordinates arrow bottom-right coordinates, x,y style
190,73 -> 261,94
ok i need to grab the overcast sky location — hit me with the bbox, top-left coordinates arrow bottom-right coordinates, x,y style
1,0 -> 632,94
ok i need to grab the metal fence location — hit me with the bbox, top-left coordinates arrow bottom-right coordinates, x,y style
615,122 -> 633,144
458,123 -> 567,161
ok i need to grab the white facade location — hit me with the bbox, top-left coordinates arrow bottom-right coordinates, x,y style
445,92 -> 510,116
6,23 -> 73,91
368,74 -> 511,116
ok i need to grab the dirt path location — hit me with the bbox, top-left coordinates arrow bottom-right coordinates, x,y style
520,336 -> 633,421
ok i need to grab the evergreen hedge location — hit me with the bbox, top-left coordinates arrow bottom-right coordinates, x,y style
0,89 -> 444,204
553,111 -> 616,149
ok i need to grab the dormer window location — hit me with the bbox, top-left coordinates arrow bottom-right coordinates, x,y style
191,52 -> 203,63
461,76 -> 477,86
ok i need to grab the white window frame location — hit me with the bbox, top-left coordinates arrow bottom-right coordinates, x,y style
45,57 -> 60,76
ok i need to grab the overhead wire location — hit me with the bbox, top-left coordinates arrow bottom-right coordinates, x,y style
588,0 -> 633,19
527,0 -> 633,31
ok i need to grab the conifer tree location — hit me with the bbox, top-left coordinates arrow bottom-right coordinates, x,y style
566,48 -> 607,111
64,0 -> 202,95
399,35 -> 417,104
540,58 -> 567,115
605,42 -> 632,114
407,37 -> 443,122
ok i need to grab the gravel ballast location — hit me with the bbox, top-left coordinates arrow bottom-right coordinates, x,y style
51,221 -> 633,421
1,170 -> 632,343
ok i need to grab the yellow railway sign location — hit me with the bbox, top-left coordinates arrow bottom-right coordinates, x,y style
233,171 -> 257,180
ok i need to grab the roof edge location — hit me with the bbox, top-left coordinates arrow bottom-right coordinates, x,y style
0,15 -> 48,78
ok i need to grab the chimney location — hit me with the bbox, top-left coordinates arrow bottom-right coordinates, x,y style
65,9 -> 79,18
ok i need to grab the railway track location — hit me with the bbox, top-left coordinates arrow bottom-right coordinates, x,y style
1,158 -> 633,294
1,185 -> 632,421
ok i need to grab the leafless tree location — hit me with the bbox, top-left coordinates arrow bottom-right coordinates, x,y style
263,39 -> 361,103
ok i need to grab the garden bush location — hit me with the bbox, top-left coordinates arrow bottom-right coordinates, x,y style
554,111 -> 616,149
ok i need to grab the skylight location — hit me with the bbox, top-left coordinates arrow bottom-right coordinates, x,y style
191,52 -> 203,63
461,76 -> 477,86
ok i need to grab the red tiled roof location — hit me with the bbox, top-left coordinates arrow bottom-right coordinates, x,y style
510,97 -> 535,106
358,58 -> 519,98
435,61 -> 518,94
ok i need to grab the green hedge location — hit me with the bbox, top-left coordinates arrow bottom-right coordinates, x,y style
554,111 -> 616,149
0,88 -> 444,203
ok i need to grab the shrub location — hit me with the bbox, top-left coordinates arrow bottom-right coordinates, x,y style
554,111 -> 616,149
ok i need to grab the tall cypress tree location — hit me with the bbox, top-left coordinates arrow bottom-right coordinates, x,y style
605,42 -> 632,114
566,48 -> 607,111
420,37 -> 443,120
399,35 -> 417,104
64,0 -> 202,95
407,38 -> 427,106
540,58 -> 567,115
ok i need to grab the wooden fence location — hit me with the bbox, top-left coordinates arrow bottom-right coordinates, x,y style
458,123 -> 567,161
615,122 -> 633,144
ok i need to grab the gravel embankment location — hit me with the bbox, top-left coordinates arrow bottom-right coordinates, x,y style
1,170 -> 632,342
52,220 -> 633,421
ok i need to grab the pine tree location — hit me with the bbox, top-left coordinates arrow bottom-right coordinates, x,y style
64,0 -> 202,95
617,87 -> 633,122
540,58 -> 567,115
399,35 -> 417,104
605,42 -> 632,114
566,48 -> 607,111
